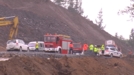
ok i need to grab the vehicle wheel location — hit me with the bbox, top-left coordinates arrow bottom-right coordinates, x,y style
110,54 -> 113,57
27,47 -> 29,52
58,48 -> 61,53
119,54 -> 122,58
20,47 -> 22,52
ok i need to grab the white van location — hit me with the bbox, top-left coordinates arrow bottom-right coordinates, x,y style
28,41 -> 45,51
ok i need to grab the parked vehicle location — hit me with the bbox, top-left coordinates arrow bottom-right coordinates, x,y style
28,41 -> 45,51
6,39 -> 28,51
72,43 -> 83,54
44,33 -> 72,54
105,40 -> 118,49
104,47 -> 123,58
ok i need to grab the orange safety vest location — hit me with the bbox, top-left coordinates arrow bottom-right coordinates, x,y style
83,44 -> 88,51
69,44 -> 73,48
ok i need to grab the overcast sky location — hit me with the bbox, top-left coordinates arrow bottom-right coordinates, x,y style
82,0 -> 134,39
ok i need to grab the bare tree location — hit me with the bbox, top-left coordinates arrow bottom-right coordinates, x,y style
118,1 -> 134,20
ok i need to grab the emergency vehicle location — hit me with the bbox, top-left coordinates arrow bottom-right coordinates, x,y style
44,33 -> 72,54
105,40 -> 118,49
72,43 -> 83,54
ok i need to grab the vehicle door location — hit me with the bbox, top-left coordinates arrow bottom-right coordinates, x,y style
38,43 -> 44,51
110,47 -> 117,56
19,40 -> 27,50
116,50 -> 121,57
114,49 -> 119,56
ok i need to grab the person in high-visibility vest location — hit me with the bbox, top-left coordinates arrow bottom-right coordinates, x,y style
93,46 -> 98,56
89,44 -> 94,51
69,42 -> 73,54
83,44 -> 88,51
82,44 -> 88,55
101,44 -> 105,55
89,44 -> 94,55
35,41 -> 39,51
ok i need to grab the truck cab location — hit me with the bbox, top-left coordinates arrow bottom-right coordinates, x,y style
44,33 -> 72,54
72,43 -> 83,54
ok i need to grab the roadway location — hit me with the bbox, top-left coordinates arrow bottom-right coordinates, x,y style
0,51 -> 86,58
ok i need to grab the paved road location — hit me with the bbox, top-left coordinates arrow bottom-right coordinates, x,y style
0,51 -> 116,59
0,51 -> 86,58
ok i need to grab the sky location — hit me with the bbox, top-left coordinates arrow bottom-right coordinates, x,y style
82,0 -> 134,39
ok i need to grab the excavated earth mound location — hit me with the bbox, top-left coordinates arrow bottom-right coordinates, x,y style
0,56 -> 134,75
0,0 -> 132,53
0,1 -> 133,75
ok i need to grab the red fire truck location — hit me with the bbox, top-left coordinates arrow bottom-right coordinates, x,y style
72,43 -> 83,54
44,33 -> 72,54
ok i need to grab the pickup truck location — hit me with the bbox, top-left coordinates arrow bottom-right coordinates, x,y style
72,43 -> 83,54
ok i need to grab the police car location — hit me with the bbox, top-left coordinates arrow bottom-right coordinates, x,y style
104,47 -> 123,58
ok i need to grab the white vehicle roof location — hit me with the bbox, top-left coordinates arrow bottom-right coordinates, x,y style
29,41 -> 44,43
105,46 -> 117,49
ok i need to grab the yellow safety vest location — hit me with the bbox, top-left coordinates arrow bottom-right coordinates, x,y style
101,45 -> 104,50
89,44 -> 94,50
35,43 -> 39,48
94,47 -> 97,52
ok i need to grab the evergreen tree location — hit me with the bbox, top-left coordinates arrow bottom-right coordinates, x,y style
53,0 -> 84,15
115,32 -> 118,38
95,9 -> 106,30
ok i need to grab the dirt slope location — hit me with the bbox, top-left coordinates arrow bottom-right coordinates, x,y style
0,56 -> 133,75
0,0 -> 131,53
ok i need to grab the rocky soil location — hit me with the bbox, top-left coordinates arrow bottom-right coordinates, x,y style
0,0 -> 131,53
0,56 -> 134,75
0,0 -> 133,75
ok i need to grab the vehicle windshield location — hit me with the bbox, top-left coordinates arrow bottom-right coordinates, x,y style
28,43 -> 35,47
105,47 -> 116,51
105,48 -> 109,50
44,36 -> 56,42
7,40 -> 16,44
105,45 -> 115,48
73,44 -> 81,48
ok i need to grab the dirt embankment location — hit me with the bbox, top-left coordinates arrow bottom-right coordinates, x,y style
0,56 -> 133,75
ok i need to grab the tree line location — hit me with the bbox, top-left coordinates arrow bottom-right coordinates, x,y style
52,0 -> 134,49
52,0 -> 106,29
117,0 -> 134,49
53,0 -> 83,15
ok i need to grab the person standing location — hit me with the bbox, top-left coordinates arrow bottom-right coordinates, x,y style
101,44 -> 105,55
35,41 -> 39,51
93,45 -> 98,56
69,42 -> 73,54
82,44 -> 88,55
89,43 -> 94,55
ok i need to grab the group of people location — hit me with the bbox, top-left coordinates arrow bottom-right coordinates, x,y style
89,44 -> 105,56
35,41 -> 105,55
69,42 -> 105,55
